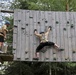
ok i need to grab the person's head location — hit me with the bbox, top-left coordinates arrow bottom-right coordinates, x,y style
40,32 -> 45,35
49,26 -> 52,31
5,21 -> 10,27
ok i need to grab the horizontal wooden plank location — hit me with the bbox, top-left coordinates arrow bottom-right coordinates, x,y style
0,54 -> 13,61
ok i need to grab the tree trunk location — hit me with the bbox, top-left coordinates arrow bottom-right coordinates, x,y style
66,0 -> 69,11
49,63 -> 51,75
50,68 -> 51,75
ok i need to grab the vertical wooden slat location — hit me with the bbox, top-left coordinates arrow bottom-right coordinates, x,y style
13,32 -> 17,60
35,11 -> 41,61
69,12 -> 75,61
62,12 -> 68,61
39,11 -> 45,61
16,9 -> 22,60
25,10 -> 30,60
13,10 -> 18,48
64,12 -> 69,61
66,12 -> 72,61
14,10 -> 18,26
72,12 -> 76,61
33,11 -> 38,59
20,10 -> 26,60
48,11 -> 54,61
59,12 -> 65,61
13,10 -> 18,60
13,28 -> 17,49
31,10 -> 35,60
49,12 -> 57,61
44,11 -> 51,61
29,10 -> 34,61
55,12 -> 62,61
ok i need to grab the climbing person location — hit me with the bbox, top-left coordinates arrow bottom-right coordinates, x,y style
0,21 -> 10,53
33,26 -> 64,60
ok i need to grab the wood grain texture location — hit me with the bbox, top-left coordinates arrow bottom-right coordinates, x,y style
13,10 -> 76,62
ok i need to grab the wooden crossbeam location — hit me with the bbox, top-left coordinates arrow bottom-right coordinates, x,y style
0,54 -> 13,62
0,10 -> 14,13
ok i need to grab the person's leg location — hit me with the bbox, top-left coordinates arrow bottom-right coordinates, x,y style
54,43 -> 64,51
46,41 -> 64,51
0,36 -> 4,53
0,42 -> 3,50
0,36 -> 2,49
35,52 -> 39,58
0,42 -> 2,50
36,43 -> 45,58
34,43 -> 45,59
54,43 -> 59,49
46,41 -> 55,47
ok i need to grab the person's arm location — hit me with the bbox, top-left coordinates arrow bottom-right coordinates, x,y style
9,28 -> 13,32
3,25 -> 8,39
45,26 -> 52,35
34,29 -> 41,37
4,30 -> 7,39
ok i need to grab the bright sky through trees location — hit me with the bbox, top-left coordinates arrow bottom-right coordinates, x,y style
0,0 -> 13,27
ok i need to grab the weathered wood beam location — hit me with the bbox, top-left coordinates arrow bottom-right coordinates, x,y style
0,54 -> 13,61
0,9 -> 14,13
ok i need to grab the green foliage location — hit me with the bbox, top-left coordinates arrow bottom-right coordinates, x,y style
10,0 -> 76,11
5,17 -> 13,43
51,62 -> 76,75
4,62 -> 50,75
10,0 -> 29,9
5,62 -> 34,75
4,62 -> 76,75
4,16 -> 13,53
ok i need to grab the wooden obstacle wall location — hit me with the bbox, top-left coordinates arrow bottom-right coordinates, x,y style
13,9 -> 76,62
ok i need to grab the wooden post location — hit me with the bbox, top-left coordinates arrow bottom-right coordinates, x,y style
50,66 -> 51,75
49,63 -> 51,75
66,0 -> 69,11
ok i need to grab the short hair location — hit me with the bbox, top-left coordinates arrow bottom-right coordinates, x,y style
5,21 -> 10,25
40,32 -> 44,34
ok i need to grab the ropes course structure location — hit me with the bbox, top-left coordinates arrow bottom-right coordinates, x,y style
13,9 -> 76,62
0,0 -> 76,75
0,0 -> 76,63
0,0 -> 14,63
